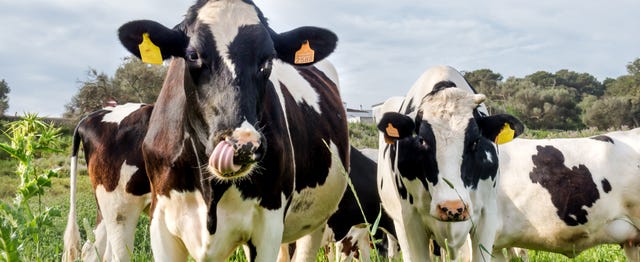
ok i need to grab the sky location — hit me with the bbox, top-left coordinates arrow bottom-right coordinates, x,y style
1,0 -> 638,117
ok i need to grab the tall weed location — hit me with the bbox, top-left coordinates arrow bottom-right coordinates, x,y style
0,114 -> 64,261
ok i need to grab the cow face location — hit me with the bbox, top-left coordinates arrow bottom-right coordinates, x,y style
378,87 -> 523,222
118,0 -> 337,180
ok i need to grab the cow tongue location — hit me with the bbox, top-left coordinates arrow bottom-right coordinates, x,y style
210,141 -> 241,175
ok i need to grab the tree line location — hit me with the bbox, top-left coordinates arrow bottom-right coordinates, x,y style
63,56 -> 640,130
464,58 -> 640,130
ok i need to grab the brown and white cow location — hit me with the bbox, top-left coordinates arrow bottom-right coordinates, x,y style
491,128 -> 640,261
116,0 -> 349,261
376,65 -> 524,261
63,103 -> 153,262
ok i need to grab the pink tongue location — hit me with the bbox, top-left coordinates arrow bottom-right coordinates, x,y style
210,141 -> 241,175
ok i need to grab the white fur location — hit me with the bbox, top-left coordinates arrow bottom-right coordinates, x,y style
62,156 -> 80,262
101,103 -> 144,125
313,59 -> 340,89
198,0 -> 261,79
271,60 -> 322,114
493,131 -> 640,259
87,162 -> 150,262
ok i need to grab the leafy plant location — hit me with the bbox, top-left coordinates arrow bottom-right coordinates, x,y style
0,113 -> 64,261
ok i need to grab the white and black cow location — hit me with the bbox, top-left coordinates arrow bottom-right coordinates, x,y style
288,146 -> 399,262
491,128 -> 640,261
117,0 -> 349,261
376,65 -> 524,261
63,103 -> 153,262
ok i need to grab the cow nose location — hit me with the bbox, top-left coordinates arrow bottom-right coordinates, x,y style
436,200 -> 469,221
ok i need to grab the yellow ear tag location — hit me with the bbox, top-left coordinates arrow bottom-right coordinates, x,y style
294,41 -> 315,64
495,123 -> 515,145
138,33 -> 163,65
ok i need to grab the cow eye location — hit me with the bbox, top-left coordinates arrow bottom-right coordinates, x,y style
418,137 -> 428,148
259,59 -> 273,77
186,49 -> 199,62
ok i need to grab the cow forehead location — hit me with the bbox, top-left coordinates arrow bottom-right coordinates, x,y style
417,91 -> 478,135
197,0 -> 262,78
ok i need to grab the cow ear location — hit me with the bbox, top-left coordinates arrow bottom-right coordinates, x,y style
118,20 -> 189,61
377,112 -> 415,144
476,114 -> 525,144
271,26 -> 337,66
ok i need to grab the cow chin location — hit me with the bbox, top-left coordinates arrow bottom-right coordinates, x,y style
208,163 -> 257,181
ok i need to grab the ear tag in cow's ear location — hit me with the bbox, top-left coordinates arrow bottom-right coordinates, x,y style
384,123 -> 400,144
495,123 -> 515,145
138,33 -> 163,65
294,41 -> 315,64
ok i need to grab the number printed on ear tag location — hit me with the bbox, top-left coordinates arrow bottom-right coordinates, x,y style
294,41 -> 315,64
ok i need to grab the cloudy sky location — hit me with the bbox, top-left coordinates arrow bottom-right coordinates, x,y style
1,0 -> 638,117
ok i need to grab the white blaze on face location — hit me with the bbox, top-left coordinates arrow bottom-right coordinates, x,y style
197,0 -> 261,79
101,103 -> 143,125
418,88 -> 483,214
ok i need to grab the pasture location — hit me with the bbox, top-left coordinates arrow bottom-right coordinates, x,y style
0,122 -> 630,261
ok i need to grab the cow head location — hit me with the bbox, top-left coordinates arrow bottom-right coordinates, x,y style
378,86 -> 523,222
118,0 -> 337,180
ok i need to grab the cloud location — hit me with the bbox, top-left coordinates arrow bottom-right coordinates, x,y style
1,0 -> 638,116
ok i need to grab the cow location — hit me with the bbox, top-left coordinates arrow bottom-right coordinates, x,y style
376,65 -> 524,262
287,146 -> 399,262
490,128 -> 640,261
63,103 -> 153,262
116,0 -> 349,261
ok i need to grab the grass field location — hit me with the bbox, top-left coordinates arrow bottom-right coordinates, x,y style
0,124 -> 632,261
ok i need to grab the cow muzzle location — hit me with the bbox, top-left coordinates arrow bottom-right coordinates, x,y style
435,200 -> 469,222
208,122 -> 264,179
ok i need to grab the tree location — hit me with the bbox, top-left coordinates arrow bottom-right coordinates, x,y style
0,79 -> 11,115
64,56 -> 166,119
112,56 -> 166,103
508,86 -> 583,130
64,69 -> 119,119
554,70 -> 604,97
583,96 -> 640,129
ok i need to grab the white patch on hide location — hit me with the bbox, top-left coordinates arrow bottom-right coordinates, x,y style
101,103 -> 144,125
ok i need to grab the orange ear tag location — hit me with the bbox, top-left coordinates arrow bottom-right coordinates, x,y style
294,41 -> 315,64
384,123 -> 399,145
386,123 -> 400,138
138,33 -> 163,65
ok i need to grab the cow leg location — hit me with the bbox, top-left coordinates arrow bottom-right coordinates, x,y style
290,225 -> 324,262
149,211 -> 189,262
95,185 -> 148,261
470,210 -> 498,262
81,219 -> 106,262
252,210 -> 288,262
385,233 -> 400,261
393,214 -> 431,262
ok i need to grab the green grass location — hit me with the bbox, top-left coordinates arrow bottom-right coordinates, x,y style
0,125 -> 633,261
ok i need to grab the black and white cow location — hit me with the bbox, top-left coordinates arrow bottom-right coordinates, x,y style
117,0 -> 349,261
288,146 -> 399,262
376,65 -> 524,261
63,103 -> 153,262
491,128 -> 640,260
